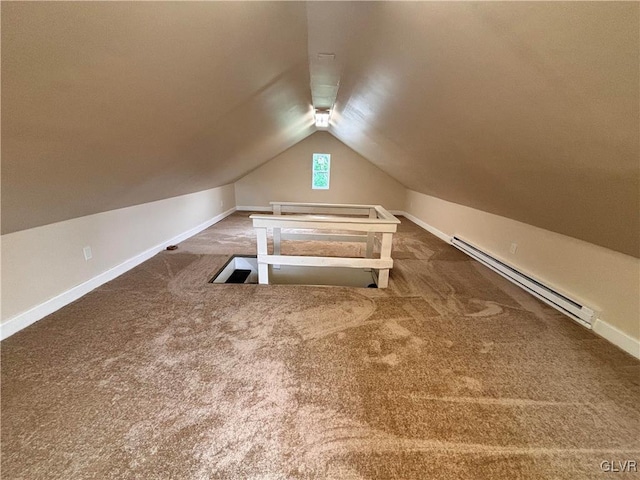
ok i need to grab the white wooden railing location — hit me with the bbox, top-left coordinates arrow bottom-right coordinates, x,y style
249,202 -> 400,288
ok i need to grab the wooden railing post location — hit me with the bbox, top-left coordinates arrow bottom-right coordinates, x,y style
377,232 -> 393,288
256,227 -> 269,284
364,208 -> 376,271
252,203 -> 399,289
273,203 -> 282,269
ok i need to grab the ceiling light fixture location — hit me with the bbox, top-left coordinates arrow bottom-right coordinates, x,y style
314,109 -> 331,128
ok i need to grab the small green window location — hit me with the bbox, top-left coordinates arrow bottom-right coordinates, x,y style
312,153 -> 330,190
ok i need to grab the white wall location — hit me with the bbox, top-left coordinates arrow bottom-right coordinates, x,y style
405,189 -> 640,357
3,173 -> 637,359
1,184 -> 236,337
234,132 -> 406,210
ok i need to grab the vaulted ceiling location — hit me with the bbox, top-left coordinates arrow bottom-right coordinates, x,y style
2,2 -> 638,257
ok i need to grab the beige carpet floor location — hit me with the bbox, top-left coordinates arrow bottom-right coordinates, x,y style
2,212 -> 639,479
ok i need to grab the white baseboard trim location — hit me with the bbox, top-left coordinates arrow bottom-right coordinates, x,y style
0,207 -> 237,341
236,205 -> 272,212
397,211 -> 453,244
592,318 -> 640,359
398,210 -> 640,359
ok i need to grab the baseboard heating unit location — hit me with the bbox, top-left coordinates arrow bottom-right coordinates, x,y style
451,236 -> 596,328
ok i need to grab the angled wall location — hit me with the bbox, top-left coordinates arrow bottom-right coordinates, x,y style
1,185 -> 235,337
1,2 -> 313,235
330,2 -> 639,258
406,190 -> 640,357
235,132 -> 405,210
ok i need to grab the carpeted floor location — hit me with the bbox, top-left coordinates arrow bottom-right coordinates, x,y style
2,212 -> 639,479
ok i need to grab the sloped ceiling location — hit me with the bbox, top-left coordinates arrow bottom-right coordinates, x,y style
1,2 -> 315,233
2,2 -> 638,257
327,2 -> 639,258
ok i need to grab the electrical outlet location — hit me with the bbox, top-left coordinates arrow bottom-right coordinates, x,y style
509,243 -> 518,254
220,200 -> 224,208
83,246 -> 93,261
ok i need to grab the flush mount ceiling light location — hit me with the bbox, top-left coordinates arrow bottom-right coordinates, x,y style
314,109 -> 331,128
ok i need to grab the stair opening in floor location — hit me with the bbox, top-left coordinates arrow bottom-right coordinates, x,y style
209,255 -> 377,288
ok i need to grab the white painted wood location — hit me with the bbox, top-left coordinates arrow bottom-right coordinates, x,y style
252,202 -> 399,289
271,201 -> 377,209
256,227 -> 269,284
377,232 -> 394,288
236,205 -> 272,212
376,270 -> 389,288
374,206 -> 398,222
273,232 -> 281,269
399,211 -> 453,244
272,202 -> 370,216
274,206 -> 372,216
273,204 -> 282,269
210,256 -> 259,284
269,202 -> 400,223
280,233 -> 368,243
251,217 -> 398,232
365,208 -> 376,271
377,270 -> 390,288
258,254 -> 393,269
593,318 -> 640,359
380,232 -> 393,257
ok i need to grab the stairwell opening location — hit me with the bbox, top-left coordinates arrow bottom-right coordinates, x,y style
209,255 -> 377,288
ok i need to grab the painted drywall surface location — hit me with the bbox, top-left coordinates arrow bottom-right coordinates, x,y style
5,2 -> 638,257
2,2 -> 313,234
1,184 -> 235,323
331,2 -> 639,258
406,190 -> 640,342
235,132 -> 405,210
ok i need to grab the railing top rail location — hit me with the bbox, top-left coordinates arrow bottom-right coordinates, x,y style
373,205 -> 397,222
249,213 -> 400,225
270,201 -> 376,209
265,202 -> 400,224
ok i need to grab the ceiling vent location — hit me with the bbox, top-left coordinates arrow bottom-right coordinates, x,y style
317,53 -> 336,61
